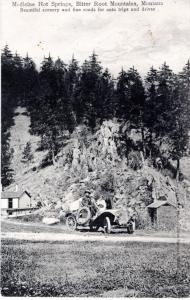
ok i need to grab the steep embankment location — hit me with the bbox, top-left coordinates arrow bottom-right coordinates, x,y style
6,106 -> 190,229
9,107 -> 41,178
8,106 -> 57,201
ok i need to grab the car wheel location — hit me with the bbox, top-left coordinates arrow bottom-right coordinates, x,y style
66,215 -> 77,231
103,216 -> 111,234
76,207 -> 91,225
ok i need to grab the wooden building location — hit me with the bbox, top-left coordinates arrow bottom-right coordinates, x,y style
147,200 -> 177,231
1,190 -> 31,216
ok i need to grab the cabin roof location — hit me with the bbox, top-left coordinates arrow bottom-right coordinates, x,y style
147,200 -> 176,209
1,190 -> 31,199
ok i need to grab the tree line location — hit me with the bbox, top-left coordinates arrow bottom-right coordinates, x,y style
1,45 -> 190,187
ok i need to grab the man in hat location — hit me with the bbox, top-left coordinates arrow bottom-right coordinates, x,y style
81,190 -> 91,206
81,190 -> 99,217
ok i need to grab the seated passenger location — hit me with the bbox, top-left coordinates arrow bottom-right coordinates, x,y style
81,190 -> 98,217
97,198 -> 107,212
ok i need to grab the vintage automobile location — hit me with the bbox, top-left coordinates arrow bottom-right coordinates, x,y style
65,203 -> 135,234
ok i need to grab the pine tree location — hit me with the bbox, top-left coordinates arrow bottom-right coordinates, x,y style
13,52 -> 23,68
100,68 -> 115,121
22,53 -> 39,106
116,68 -> 128,120
39,54 -> 55,97
74,59 -> 89,125
156,63 -> 176,137
67,56 -> 80,127
1,45 -> 14,99
54,57 -> 67,98
32,54 -> 76,165
1,133 -> 14,187
116,67 -> 145,125
41,54 -> 54,72
75,53 -> 102,129
12,52 -> 25,100
1,44 -> 13,60
144,67 -> 160,157
1,45 -> 18,187
68,56 -> 79,90
168,60 -> 190,176
22,142 -> 34,165
116,67 -> 146,155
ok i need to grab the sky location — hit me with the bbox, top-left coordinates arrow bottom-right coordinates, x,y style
1,0 -> 190,76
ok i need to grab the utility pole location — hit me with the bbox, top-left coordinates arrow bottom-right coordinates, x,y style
175,165 -> 180,274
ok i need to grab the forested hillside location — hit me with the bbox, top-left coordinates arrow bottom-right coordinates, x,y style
1,45 -> 190,227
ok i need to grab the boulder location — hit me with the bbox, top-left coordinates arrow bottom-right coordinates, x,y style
42,217 -> 60,225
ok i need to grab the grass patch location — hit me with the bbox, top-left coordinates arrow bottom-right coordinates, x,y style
1,220 -> 67,233
1,239 -> 190,297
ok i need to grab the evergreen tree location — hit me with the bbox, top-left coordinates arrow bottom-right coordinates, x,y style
54,57 -> 76,132
1,45 -> 189,176
39,54 -> 55,97
22,142 -> 34,165
144,67 -> 160,157
30,54 -> 76,164
116,68 -> 128,120
67,56 -> 80,127
22,53 -> 39,106
67,55 -> 79,95
1,45 -> 14,103
168,61 -> 190,176
156,63 -> 176,137
1,44 -> 13,60
1,45 -> 17,187
41,54 -> 54,72
144,63 -> 177,159
99,68 -> 115,121
12,52 -> 25,100
1,133 -> 14,187
75,53 -> 102,128
53,57 -> 67,98
116,67 -> 146,154
116,67 -> 145,126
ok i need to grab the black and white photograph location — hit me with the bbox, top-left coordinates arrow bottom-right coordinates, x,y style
1,0 -> 190,297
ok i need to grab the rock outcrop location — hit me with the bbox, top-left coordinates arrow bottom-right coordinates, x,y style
6,114 -> 188,229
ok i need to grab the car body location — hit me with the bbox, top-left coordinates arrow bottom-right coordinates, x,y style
65,206 -> 135,234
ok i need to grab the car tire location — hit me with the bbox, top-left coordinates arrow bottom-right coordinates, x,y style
103,216 -> 111,234
66,215 -> 77,231
76,207 -> 91,225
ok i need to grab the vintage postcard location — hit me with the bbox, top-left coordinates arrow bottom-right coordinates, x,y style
1,0 -> 190,297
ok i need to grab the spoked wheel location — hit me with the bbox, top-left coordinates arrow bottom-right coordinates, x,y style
66,215 -> 77,231
76,207 -> 91,225
103,216 -> 111,234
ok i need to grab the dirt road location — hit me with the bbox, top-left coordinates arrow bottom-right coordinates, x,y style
2,231 -> 190,244
2,219 -> 190,244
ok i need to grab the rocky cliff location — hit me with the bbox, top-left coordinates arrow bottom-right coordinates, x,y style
5,108 -> 190,229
